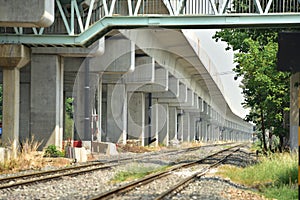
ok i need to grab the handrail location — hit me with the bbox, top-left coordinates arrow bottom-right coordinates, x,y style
1,14 -> 300,47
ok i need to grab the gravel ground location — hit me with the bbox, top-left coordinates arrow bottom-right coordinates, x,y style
0,143 -> 263,200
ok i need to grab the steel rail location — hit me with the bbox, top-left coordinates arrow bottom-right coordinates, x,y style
0,164 -> 117,190
90,144 -> 243,200
0,143 -> 213,189
154,148 -> 240,200
0,142 -> 236,190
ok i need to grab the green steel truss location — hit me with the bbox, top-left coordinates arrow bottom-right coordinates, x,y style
1,0 -> 300,47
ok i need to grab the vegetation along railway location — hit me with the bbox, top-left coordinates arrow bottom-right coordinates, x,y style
0,142 -> 265,199
0,0 -> 298,199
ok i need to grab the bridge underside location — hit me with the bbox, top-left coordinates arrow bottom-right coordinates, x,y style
2,0 -> 299,151
0,28 -> 253,150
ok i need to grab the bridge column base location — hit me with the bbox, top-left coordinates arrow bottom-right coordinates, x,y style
30,54 -> 63,150
0,45 -> 30,154
168,107 -> 177,142
128,92 -> 145,146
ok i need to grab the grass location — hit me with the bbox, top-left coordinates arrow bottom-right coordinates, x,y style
216,152 -> 298,200
0,136 -> 44,173
0,137 -> 71,174
111,163 -> 169,183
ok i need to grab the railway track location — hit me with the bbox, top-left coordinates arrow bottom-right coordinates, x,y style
89,144 -> 243,200
0,142 -> 234,190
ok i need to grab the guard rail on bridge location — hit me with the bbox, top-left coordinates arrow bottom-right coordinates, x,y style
1,0 -> 300,47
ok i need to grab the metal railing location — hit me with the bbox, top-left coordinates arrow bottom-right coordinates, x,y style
1,0 -> 299,36
165,0 -> 300,15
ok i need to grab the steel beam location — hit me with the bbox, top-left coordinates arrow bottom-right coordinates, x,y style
1,14 -> 300,47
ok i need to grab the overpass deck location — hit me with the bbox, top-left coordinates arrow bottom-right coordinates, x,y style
1,0 -> 300,47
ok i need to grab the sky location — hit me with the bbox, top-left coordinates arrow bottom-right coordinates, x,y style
195,29 -> 249,118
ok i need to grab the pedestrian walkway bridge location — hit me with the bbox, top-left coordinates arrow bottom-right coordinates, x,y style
1,0 -> 300,47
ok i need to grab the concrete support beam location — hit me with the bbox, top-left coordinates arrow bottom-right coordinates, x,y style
157,103 -> 169,146
168,106 -> 177,141
151,99 -> 159,147
177,110 -> 184,141
182,112 -> 190,142
128,92 -> 145,145
125,56 -> 154,83
127,66 -> 168,92
200,120 -> 207,141
90,39 -> 134,73
152,74 -> 179,98
0,44 -> 30,151
158,82 -> 187,103
169,89 -> 194,108
0,0 -> 54,27
30,54 -> 63,149
105,84 -> 127,143
189,114 -> 200,142
19,66 -> 31,143
2,68 -> 20,149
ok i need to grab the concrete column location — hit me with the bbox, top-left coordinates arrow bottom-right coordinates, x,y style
157,103 -> 169,146
0,44 -> 30,151
2,68 -> 20,149
30,54 -> 63,149
189,115 -> 196,142
195,119 -> 201,141
182,112 -> 190,142
19,66 -> 31,143
128,92 -> 145,145
97,77 -> 102,142
177,111 -> 184,141
106,83 -> 127,143
151,99 -> 159,147
168,107 -> 177,141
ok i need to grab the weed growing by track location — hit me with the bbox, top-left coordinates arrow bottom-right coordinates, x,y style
111,163 -> 169,183
217,152 -> 298,199
0,137 -> 44,173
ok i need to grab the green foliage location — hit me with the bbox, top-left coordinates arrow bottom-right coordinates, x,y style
111,164 -> 168,182
213,28 -> 290,151
65,98 -> 74,119
44,145 -> 65,157
262,184 -> 298,200
217,153 -> 298,199
64,114 -> 74,140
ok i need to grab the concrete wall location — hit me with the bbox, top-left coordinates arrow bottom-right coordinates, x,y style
0,0 -> 54,27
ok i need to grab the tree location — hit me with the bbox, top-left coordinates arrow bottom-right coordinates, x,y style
214,30 -> 290,152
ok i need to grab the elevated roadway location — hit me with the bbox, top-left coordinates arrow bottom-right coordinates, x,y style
1,0 -> 298,151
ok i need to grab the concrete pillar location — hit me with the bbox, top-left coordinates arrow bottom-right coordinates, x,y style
168,107 -> 177,141
195,119 -> 201,141
177,111 -> 184,141
182,112 -> 190,142
0,44 -> 30,151
128,92 -> 145,145
19,66 -> 31,143
2,68 -> 20,149
189,115 -> 196,142
97,77 -> 102,142
289,73 -> 299,151
106,83 -> 127,143
150,99 -> 160,146
157,103 -> 169,146
30,54 -> 63,149
151,99 -> 159,147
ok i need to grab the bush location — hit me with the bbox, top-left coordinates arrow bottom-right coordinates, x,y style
44,145 -> 65,157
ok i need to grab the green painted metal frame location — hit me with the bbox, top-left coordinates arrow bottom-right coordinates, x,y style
1,14 -> 300,47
